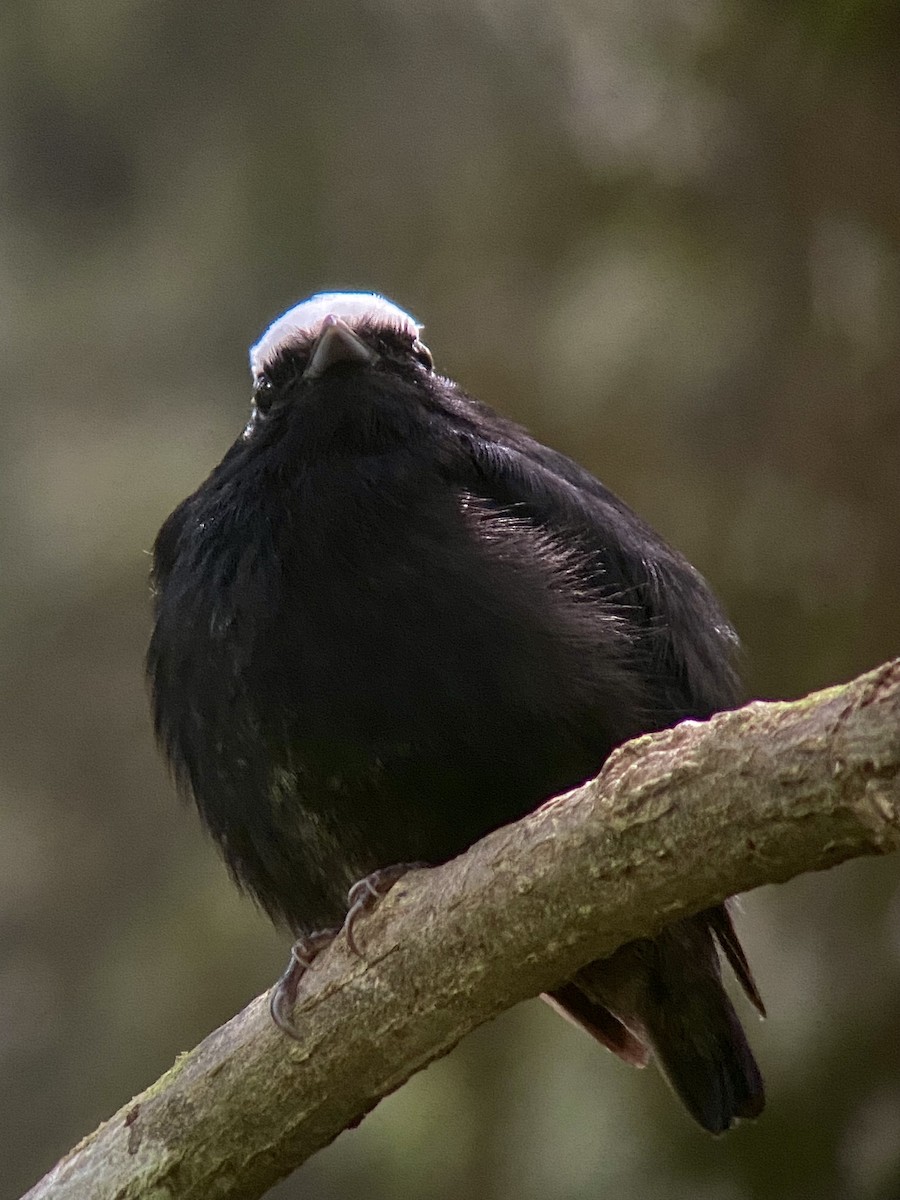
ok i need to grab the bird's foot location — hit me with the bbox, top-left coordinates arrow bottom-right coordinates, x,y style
269,862 -> 427,1038
269,927 -> 340,1039
342,861 -> 428,956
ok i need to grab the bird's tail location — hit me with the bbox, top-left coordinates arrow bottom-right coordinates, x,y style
544,905 -> 765,1134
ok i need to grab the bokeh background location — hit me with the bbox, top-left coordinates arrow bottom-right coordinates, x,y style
2,1 -> 899,1197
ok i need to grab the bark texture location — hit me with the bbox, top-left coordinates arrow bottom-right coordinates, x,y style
23,660 -> 900,1200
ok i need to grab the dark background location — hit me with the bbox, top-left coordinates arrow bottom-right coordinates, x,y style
2,2 -> 899,1197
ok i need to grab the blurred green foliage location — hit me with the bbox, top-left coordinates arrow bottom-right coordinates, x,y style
1,1 -> 899,1197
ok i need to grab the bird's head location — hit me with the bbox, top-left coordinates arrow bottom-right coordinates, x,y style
245,292 -> 435,437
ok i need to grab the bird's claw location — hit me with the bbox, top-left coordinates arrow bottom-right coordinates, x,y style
269,927 -> 339,1038
342,861 -> 428,956
269,861 -> 427,1038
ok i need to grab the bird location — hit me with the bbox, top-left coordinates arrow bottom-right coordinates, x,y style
147,290 -> 765,1135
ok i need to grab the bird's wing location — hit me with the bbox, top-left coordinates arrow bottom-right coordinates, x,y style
444,426 -> 742,721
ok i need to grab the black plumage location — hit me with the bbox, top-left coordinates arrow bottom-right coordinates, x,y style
147,293 -> 764,1133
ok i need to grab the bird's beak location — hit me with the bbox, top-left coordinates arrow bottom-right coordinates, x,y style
304,315 -> 378,379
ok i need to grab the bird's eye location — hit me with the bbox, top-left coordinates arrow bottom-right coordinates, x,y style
412,340 -> 434,371
254,376 -> 275,414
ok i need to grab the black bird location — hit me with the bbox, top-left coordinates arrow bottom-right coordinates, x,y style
147,292 -> 764,1134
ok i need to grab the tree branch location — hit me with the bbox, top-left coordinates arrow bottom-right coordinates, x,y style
23,660 -> 900,1200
